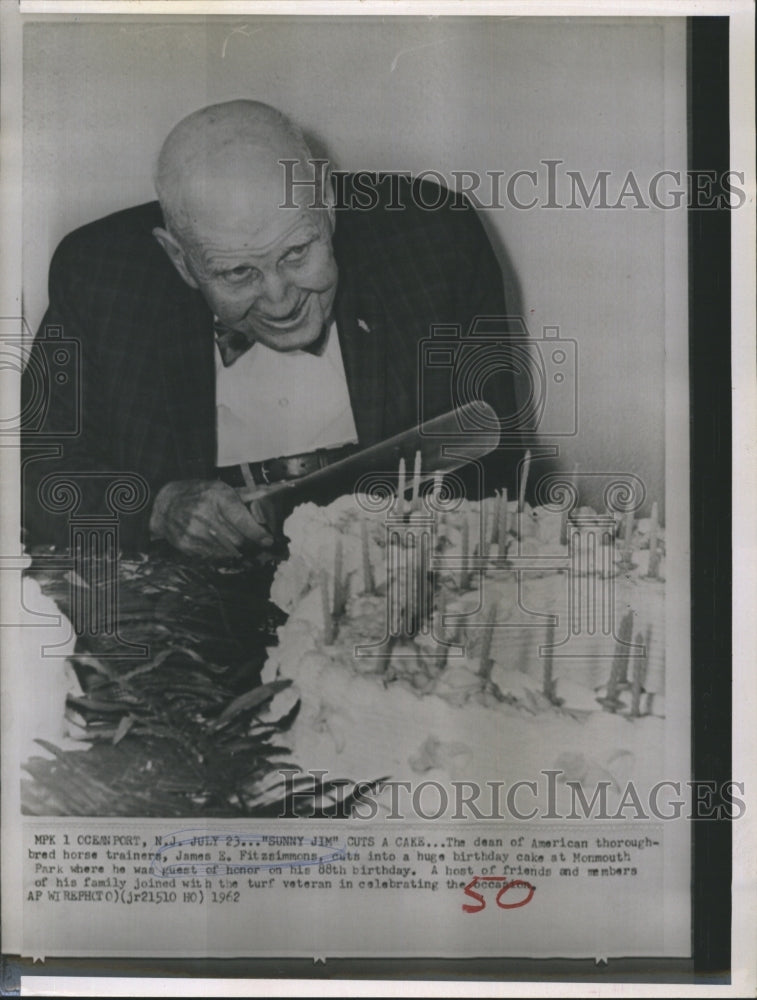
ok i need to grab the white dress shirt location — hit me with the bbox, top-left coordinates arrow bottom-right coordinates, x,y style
215,321 -> 359,467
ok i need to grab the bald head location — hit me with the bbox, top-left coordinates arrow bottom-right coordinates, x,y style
155,100 -> 315,239
151,100 -> 339,354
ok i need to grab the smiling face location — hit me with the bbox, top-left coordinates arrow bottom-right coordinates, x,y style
177,187 -> 338,353
153,104 -> 339,352
192,211 -> 338,354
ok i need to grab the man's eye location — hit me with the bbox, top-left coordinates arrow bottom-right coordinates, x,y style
222,266 -> 254,284
283,242 -> 311,263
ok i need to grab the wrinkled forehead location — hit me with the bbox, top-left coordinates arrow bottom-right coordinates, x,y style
176,156 -> 327,253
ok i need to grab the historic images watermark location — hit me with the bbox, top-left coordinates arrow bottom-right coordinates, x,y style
417,316 -> 577,440
280,159 -> 747,212
345,314 -> 643,669
275,770 -> 746,823
4,315 -> 150,653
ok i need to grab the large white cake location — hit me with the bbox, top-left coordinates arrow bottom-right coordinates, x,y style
261,489 -> 666,814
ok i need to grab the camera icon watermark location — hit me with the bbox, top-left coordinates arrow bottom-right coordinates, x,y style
418,315 -> 577,440
0,318 -> 81,438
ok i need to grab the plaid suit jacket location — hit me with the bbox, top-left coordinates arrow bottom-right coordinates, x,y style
21,175 -> 518,551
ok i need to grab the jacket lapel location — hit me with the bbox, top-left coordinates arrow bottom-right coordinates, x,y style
333,239 -> 387,448
158,290 -> 217,479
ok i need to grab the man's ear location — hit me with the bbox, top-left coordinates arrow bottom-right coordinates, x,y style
152,227 -> 199,290
321,163 -> 336,232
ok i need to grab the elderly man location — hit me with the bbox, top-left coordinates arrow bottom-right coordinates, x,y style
21,100 -> 518,559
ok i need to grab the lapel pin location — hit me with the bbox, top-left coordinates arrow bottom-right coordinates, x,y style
357,318 -> 371,333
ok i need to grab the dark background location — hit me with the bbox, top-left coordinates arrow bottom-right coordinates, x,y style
688,14 -> 732,982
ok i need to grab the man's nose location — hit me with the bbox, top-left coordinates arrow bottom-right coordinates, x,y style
256,270 -> 294,315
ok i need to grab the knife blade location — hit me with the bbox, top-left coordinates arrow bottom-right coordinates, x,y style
236,400 -> 501,522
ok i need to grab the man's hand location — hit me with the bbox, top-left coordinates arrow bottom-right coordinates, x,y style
149,479 -> 275,559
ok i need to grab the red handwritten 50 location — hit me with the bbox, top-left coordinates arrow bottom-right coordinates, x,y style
462,876 -> 535,913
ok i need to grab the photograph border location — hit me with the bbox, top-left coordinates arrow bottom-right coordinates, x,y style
1,1 -> 753,994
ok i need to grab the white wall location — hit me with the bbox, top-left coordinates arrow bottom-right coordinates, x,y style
22,16 -> 688,515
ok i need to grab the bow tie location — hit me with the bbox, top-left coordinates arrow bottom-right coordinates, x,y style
214,321 -> 254,367
214,319 -> 331,366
